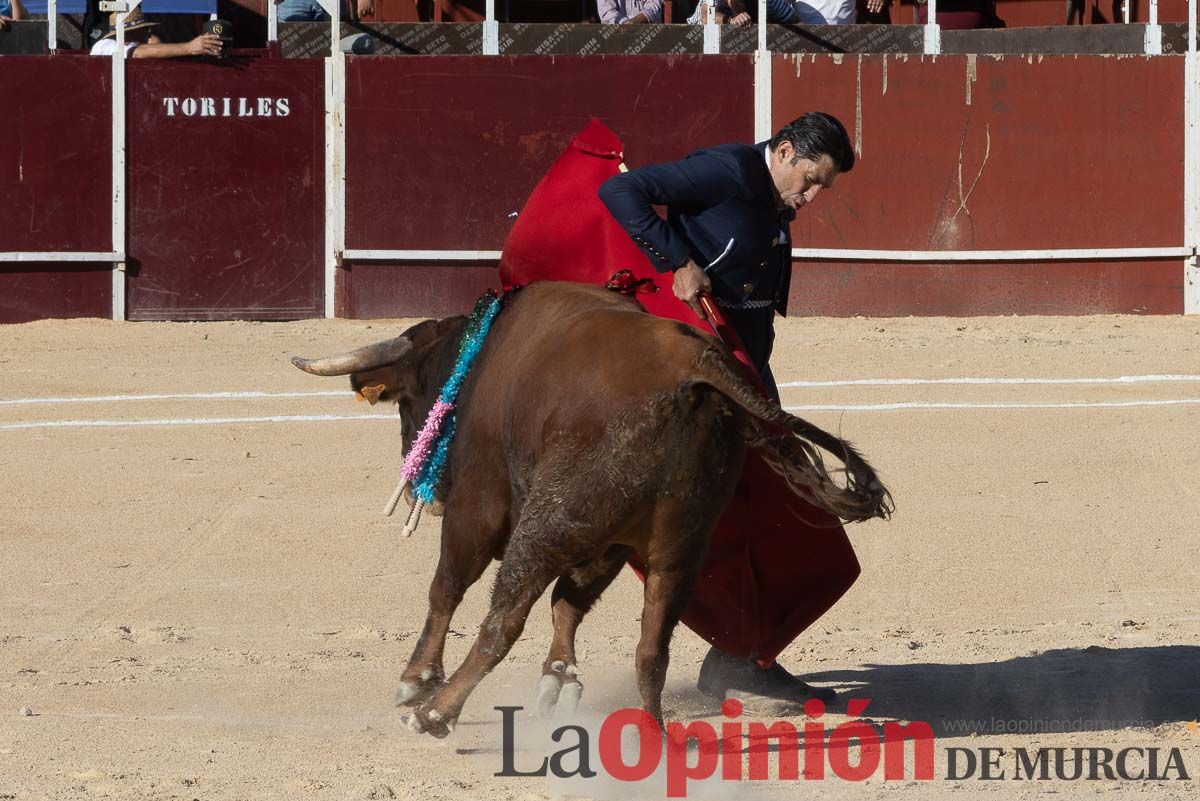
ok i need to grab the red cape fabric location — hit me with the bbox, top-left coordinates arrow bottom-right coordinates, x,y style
498,120 -> 860,662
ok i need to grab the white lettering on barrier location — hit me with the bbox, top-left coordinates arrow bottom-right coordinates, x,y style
159,97 -> 295,119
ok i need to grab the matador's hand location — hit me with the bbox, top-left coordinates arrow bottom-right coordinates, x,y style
673,260 -> 712,319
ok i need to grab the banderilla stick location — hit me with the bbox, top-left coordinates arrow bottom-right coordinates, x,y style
383,477 -> 407,517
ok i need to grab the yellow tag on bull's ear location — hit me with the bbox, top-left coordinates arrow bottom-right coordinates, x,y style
357,384 -> 387,405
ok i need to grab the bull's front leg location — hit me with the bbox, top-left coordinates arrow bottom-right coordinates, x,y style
403,554 -> 558,736
402,510 -> 588,739
395,526 -> 494,707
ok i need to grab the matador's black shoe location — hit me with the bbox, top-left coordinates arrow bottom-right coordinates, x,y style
697,646 -> 837,704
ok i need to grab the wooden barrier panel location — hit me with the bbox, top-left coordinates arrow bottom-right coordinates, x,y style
124,56 -> 324,321
3,51 -> 1194,322
342,54 -> 754,316
0,264 -> 115,324
791,259 -> 1184,316
344,262 -> 501,318
774,54 -> 1184,251
0,57 -> 112,323
773,54 -> 1185,315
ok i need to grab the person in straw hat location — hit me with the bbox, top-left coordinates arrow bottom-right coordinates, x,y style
89,8 -> 222,58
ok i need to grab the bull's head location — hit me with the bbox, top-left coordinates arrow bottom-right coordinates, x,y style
291,316 -> 469,512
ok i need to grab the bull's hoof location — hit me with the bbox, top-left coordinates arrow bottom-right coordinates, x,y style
536,661 -> 582,719
393,669 -> 443,708
400,711 -> 426,734
394,680 -> 435,707
401,706 -> 456,739
555,679 -> 583,718
535,673 -> 562,719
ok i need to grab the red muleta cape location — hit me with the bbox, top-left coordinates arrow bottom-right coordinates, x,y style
498,120 -> 860,663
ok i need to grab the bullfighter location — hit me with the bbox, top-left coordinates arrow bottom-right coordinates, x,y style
598,112 -> 857,703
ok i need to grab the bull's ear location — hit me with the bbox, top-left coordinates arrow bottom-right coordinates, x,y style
351,366 -> 403,406
356,384 -> 387,405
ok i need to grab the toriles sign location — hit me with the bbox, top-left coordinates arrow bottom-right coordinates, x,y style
160,96 -> 292,118
125,57 -> 324,321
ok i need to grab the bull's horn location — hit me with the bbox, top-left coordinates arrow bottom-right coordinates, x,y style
290,336 -> 412,376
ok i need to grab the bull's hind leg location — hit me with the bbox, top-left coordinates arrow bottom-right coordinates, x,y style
632,409 -> 742,726
634,488 -> 735,727
635,545 -> 709,727
536,544 -> 633,718
394,506 -> 504,707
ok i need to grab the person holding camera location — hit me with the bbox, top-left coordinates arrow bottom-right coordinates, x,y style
89,9 -> 224,58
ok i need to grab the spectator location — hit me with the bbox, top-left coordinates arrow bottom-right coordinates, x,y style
787,0 -> 856,23
690,0 -> 854,25
0,0 -> 27,32
598,0 -> 663,23
686,0 -> 739,23
860,0 -> 890,23
89,8 -> 223,57
275,0 -> 376,22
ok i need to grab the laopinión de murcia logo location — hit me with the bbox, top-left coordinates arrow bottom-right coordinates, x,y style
495,699 -> 1193,796
945,744 -> 1189,782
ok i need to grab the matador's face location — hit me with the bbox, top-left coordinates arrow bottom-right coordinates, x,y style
770,146 -> 840,212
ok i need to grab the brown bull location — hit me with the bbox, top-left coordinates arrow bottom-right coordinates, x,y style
292,281 -> 891,738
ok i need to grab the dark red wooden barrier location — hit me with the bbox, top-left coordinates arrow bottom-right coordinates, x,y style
0,264 -> 116,324
124,55 -> 325,320
0,57 -> 113,323
3,51 -> 1193,322
773,54 -> 1184,314
345,263 -> 501,318
791,259 -> 1183,316
342,54 -> 754,317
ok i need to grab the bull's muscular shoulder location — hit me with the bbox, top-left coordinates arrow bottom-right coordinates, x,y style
458,281 -> 722,448
491,282 -> 716,386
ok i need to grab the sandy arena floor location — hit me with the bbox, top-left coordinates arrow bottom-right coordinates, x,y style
1,313 -> 1198,800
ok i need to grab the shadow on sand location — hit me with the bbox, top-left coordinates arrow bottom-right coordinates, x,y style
795,645 -> 1200,738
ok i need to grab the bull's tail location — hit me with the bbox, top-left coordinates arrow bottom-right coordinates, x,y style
690,346 -> 893,524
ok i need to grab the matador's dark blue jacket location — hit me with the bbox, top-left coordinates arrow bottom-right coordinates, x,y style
598,141 -> 795,316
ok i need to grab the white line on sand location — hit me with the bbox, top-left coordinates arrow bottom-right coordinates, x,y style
778,374 -> 1200,388
4,399 -> 1199,432
785,399 -> 1200,412
0,391 -> 351,406
0,414 -> 395,432
4,375 -> 1200,406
